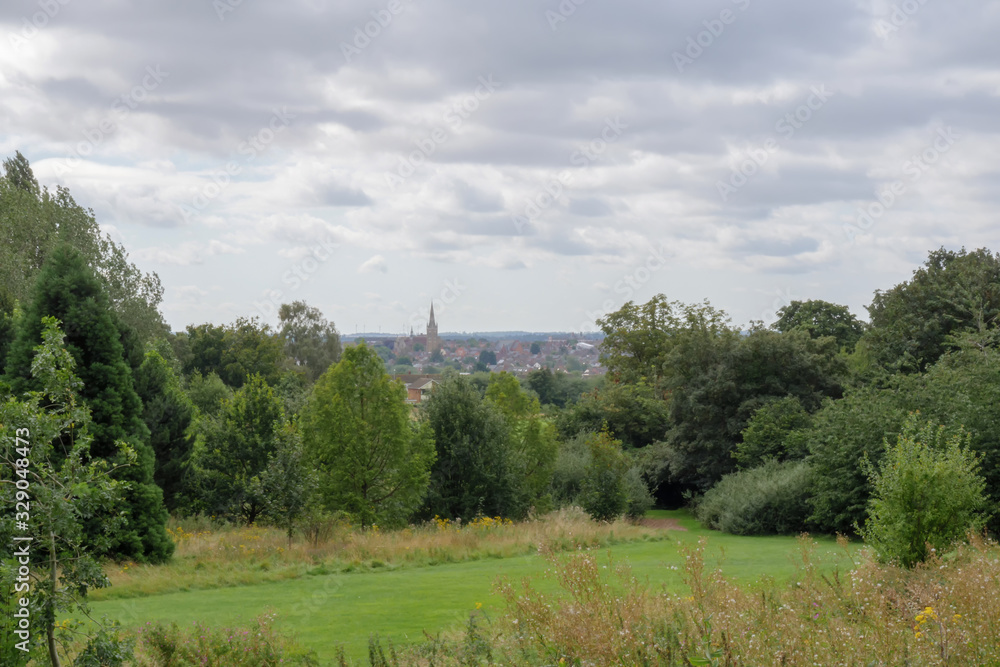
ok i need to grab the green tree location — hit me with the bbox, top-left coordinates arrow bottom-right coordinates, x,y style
558,380 -> 669,450
132,350 -> 196,511
597,295 -> 733,386
486,372 -> 559,510
4,245 -> 171,562
865,247 -> 1000,373
0,153 -> 165,343
0,287 -> 16,368
665,327 -> 844,490
0,318 -> 135,665
220,318 -> 286,388
773,299 -> 866,352
422,374 -> 522,520
181,323 -> 227,380
194,374 -> 287,524
256,422 -> 317,547
530,342 -> 541,355
182,319 -> 285,388
734,396 -> 812,469
478,349 -> 497,366
185,371 -> 232,417
579,428 -> 629,522
278,301 -> 342,383
301,343 -> 435,528
808,342 -> 1000,535
858,414 -> 987,567
526,367 -> 594,409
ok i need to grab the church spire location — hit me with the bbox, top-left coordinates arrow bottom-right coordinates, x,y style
427,302 -> 440,353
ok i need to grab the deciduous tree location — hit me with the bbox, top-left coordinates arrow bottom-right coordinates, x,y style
773,299 -> 865,352
422,374 -> 521,520
301,343 -> 435,528
194,374 -> 287,524
278,301 -> 341,383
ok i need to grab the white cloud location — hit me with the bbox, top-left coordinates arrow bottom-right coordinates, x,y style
358,255 -> 388,274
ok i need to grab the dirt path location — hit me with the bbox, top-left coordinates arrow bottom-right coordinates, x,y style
639,517 -> 688,531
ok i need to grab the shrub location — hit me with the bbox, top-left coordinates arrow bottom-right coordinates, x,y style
623,465 -> 654,521
579,429 -> 629,521
857,413 -> 987,567
132,613 -> 318,666
695,459 -> 812,535
549,433 -> 591,506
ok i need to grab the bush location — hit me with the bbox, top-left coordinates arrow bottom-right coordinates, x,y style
857,413 -> 988,567
550,433 -> 591,506
133,613 -> 318,666
623,466 -> 654,521
579,430 -> 629,522
551,431 -> 654,522
695,460 -> 813,535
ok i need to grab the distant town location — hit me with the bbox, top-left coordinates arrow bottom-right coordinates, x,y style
343,304 -> 607,380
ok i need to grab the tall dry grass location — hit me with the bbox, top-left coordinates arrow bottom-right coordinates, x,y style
93,507 -> 669,600
384,533 -> 1000,666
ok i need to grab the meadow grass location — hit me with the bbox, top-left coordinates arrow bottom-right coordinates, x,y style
405,533 -> 1000,666
87,509 -> 861,662
92,507 -> 669,601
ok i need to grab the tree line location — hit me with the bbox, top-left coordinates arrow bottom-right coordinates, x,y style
2,149 -> 998,661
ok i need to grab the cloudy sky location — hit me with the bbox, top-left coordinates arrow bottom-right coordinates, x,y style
2,0 -> 998,335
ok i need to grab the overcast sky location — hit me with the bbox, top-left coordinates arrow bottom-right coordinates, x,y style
2,0 -> 998,335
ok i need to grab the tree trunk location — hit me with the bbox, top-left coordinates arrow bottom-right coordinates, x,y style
47,531 -> 61,667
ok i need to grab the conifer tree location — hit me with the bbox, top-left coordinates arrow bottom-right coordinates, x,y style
133,349 -> 196,511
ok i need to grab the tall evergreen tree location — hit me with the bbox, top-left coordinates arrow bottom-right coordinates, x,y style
133,349 -> 196,511
4,244 -> 172,562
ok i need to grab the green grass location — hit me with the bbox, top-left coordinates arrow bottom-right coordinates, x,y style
87,510 -> 860,663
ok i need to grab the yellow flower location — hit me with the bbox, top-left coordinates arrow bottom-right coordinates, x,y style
475,602 -> 483,609
915,631 -> 923,639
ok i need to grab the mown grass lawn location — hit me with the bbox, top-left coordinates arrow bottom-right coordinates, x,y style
88,510 -> 860,663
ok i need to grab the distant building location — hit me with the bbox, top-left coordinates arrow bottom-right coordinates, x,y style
391,374 -> 439,405
427,303 -> 441,354
394,303 -> 441,357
